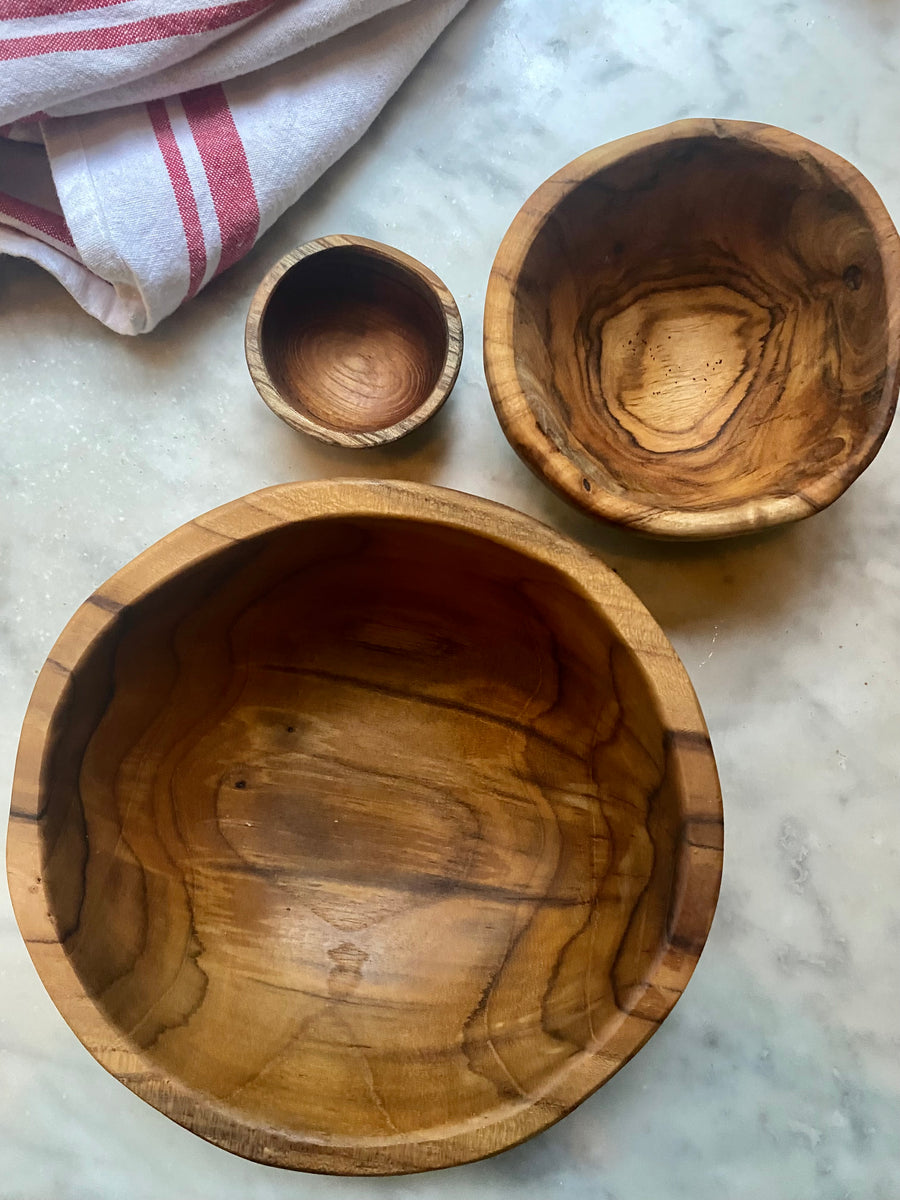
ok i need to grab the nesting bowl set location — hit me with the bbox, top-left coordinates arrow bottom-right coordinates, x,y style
7,119 -> 899,1175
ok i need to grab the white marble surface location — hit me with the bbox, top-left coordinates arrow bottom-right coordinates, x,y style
3,0 -> 900,1195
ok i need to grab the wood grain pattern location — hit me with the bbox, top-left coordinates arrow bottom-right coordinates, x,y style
246,236 -> 462,447
7,480 -> 722,1174
485,119 -> 900,538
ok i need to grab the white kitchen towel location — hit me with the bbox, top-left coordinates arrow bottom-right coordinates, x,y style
0,0 -> 467,333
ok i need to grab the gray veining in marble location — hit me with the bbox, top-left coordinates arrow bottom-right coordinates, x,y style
2,0 -> 900,1196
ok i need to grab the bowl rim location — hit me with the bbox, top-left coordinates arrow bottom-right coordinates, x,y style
7,479 -> 722,1175
484,117 -> 900,539
245,235 -> 463,448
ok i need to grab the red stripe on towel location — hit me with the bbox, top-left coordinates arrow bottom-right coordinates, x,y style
0,0 -> 274,61
0,0 -> 131,17
0,189 -> 74,245
148,97 -> 207,298
181,82 -> 258,276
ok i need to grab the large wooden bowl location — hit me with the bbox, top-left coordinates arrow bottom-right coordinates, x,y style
485,119 -> 900,538
7,480 -> 722,1174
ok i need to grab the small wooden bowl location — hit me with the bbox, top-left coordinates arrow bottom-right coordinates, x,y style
7,480 -> 722,1175
485,119 -> 900,538
246,236 -> 462,447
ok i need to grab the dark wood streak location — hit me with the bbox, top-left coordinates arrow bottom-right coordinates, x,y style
9,807 -> 41,823
666,728 -> 714,750
255,661 -> 589,766
7,481 -> 722,1175
88,592 -> 125,614
682,836 -> 723,851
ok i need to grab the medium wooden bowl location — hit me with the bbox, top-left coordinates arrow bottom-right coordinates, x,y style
246,236 -> 462,447
485,119 -> 900,538
7,480 -> 722,1175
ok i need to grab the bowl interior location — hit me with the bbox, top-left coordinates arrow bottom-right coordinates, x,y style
511,132 -> 892,513
260,246 -> 449,434
38,514 -> 686,1148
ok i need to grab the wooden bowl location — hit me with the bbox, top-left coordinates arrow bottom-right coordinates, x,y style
485,119 -> 900,538
7,480 -> 722,1175
246,236 -> 462,447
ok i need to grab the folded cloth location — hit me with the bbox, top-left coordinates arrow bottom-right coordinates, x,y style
0,0 -> 467,333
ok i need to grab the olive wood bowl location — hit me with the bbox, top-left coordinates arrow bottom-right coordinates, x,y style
8,480 -> 722,1174
246,236 -> 462,447
485,119 -> 900,538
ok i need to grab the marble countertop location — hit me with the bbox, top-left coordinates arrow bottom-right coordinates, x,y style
2,0 -> 899,1195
